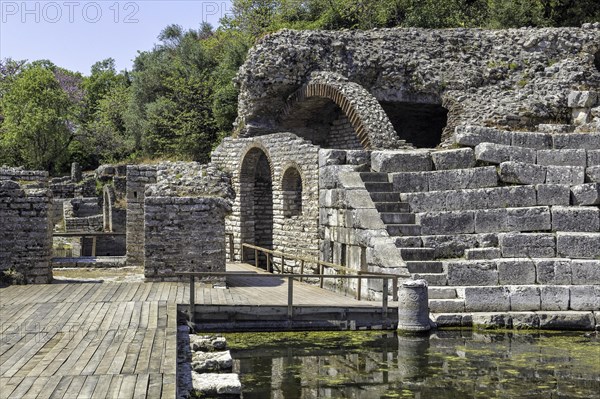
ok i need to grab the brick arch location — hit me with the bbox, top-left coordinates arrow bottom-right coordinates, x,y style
280,75 -> 407,150
238,142 -> 275,183
280,162 -> 304,218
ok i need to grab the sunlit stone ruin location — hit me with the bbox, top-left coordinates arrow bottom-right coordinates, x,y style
2,25 -> 600,331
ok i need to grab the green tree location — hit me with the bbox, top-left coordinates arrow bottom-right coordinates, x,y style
0,66 -> 75,172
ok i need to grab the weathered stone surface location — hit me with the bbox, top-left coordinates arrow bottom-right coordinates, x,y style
536,184 -> 571,206
421,234 -> 496,259
571,260 -> 600,284
416,211 -> 475,235
536,149 -> 587,167
570,183 -> 600,205
471,312 -> 512,328
497,259 -> 536,285
499,161 -> 546,185
509,286 -> 541,311
569,286 -> 600,311
465,287 -> 510,312
431,148 -> 475,170
511,131 -> 552,149
586,166 -> 600,183
455,126 -> 512,147
552,133 -> 600,149
427,167 -> 498,191
556,232 -> 600,258
586,149 -> 600,166
510,312 -> 541,329
538,311 -> 595,330
474,209 -> 507,233
190,335 -> 227,352
545,165 -> 585,185
371,150 -> 432,173
446,261 -> 498,286
567,90 -> 598,108
551,206 -> 600,232
506,206 -> 551,232
535,258 -> 572,284
429,299 -> 465,313
191,351 -> 233,372
392,172 -> 429,193
475,143 -> 536,164
499,233 -> 555,258
540,286 -> 570,311
192,372 -> 241,395
465,248 -> 501,260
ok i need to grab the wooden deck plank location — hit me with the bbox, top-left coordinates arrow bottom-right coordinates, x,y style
60,375 -> 86,399
7,376 -> 35,399
145,374 -> 163,399
90,374 -> 113,399
132,373 -> 149,399
31,374 -> 62,399
119,374 -> 138,399
133,328 -> 156,375
47,375 -> 73,399
76,375 -> 100,399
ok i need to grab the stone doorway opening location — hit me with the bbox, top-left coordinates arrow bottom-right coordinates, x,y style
380,101 -> 448,148
240,147 -> 273,267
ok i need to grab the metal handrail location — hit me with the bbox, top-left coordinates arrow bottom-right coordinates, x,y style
240,242 -> 399,302
176,271 -> 395,322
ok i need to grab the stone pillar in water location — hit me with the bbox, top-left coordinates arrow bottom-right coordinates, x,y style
397,279 -> 431,332
71,162 -> 82,183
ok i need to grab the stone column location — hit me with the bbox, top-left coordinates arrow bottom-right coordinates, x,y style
397,279 -> 431,332
71,162 -> 82,183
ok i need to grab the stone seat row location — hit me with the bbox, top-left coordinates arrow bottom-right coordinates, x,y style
427,284 -> 600,313
414,205 -> 600,235
399,184 -> 600,212
455,125 -> 600,150
475,142 -> 600,168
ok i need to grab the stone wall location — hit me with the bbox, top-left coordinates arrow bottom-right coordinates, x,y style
236,26 -> 600,145
212,133 -> 320,267
144,197 -> 230,280
0,172 -> 52,284
126,165 -> 158,266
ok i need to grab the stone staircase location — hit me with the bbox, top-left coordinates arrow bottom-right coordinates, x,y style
362,125 -> 600,318
360,172 -> 444,279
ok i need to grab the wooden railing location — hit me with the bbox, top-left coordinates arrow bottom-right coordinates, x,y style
177,272 -> 396,322
240,242 -> 399,302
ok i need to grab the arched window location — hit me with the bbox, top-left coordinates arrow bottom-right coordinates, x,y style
282,167 -> 302,218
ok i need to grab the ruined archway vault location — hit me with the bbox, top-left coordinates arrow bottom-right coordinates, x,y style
279,72 -> 409,150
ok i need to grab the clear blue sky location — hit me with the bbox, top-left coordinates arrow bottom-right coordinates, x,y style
0,0 -> 232,75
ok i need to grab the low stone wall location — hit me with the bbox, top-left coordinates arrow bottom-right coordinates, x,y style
126,165 -> 158,266
144,196 -> 230,281
0,178 -> 52,284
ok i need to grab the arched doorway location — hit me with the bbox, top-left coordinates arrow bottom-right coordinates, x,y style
240,147 -> 273,267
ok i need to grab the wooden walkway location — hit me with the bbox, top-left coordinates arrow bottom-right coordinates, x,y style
0,263 -> 392,398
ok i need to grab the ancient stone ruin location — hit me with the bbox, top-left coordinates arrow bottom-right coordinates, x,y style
2,25 -> 599,327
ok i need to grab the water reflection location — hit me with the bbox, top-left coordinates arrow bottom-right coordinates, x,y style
228,330 -> 600,399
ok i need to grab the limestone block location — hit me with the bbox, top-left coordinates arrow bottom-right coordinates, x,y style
572,109 -> 591,125
371,150 -> 432,173
570,183 -> 600,205
497,259 -> 536,284
348,209 -> 385,229
569,286 -> 600,311
421,234 -> 477,258
510,312 -> 541,329
428,167 -> 498,191
536,184 -> 571,206
429,299 -> 465,313
464,286 -> 510,312
552,133 -> 600,149
392,172 -> 429,193
345,150 -> 370,165
567,91 -> 598,108
535,258 -> 572,284
499,233 -> 555,258
465,248 -> 501,260
471,312 -> 512,328
540,286 -> 570,311
499,161 -> 546,185
551,206 -> 600,232
192,373 -> 241,396
586,166 -> 600,183
446,261 -> 498,286
337,172 -> 366,189
538,311 -> 595,330
475,143 -> 536,164
191,351 -> 233,372
344,190 -> 375,209
545,166 -> 585,185
416,211 -> 475,235
487,186 -> 537,209
431,148 -> 475,170
587,150 -> 600,166
536,149 -> 587,167
556,232 -> 600,258
509,286 -> 541,311
474,209 -> 508,233
506,206 -> 551,232
571,260 -> 600,284
511,131 -> 552,149
454,125 -> 512,147
319,165 -> 355,189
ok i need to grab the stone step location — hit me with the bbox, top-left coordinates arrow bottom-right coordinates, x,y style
364,182 -> 394,192
464,248 -> 502,260
398,247 -> 435,261
369,192 -> 400,202
406,261 -> 443,274
432,311 -> 598,330
394,236 -> 423,248
411,273 -> 447,286
359,172 -> 389,182
428,287 -> 457,299
386,224 -> 421,236
381,212 -> 415,224
375,202 -> 410,213
429,299 -> 465,313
